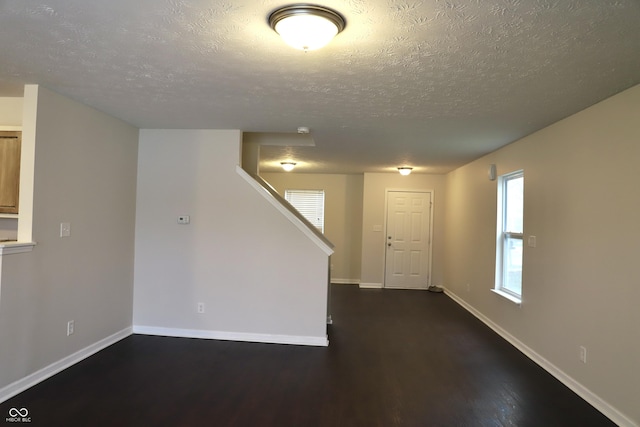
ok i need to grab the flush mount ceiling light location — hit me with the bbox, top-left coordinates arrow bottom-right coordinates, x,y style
281,162 -> 297,171
269,4 -> 346,51
398,167 -> 413,176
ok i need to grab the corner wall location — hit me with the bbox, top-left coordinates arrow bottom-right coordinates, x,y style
133,130 -> 329,345
0,86 -> 138,395
444,84 -> 640,425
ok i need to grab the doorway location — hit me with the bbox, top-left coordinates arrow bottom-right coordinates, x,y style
384,190 -> 433,289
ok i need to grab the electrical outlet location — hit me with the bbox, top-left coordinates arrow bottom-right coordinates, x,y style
177,215 -> 190,224
197,302 -> 205,314
67,320 -> 74,336
579,346 -> 587,363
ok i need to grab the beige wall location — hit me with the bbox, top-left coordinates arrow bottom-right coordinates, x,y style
444,84 -> 640,425
0,97 -> 23,127
0,86 -> 138,390
260,172 -> 363,284
361,173 -> 447,287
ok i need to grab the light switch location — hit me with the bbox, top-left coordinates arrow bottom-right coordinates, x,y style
372,225 -> 382,232
528,236 -> 536,247
60,222 -> 71,237
177,215 -> 190,225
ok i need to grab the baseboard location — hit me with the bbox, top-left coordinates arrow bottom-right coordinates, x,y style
0,327 -> 132,404
359,282 -> 382,289
133,325 -> 329,347
443,288 -> 636,427
331,278 -> 360,285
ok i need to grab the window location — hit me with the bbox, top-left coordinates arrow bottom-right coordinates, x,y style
495,170 -> 524,301
284,189 -> 325,233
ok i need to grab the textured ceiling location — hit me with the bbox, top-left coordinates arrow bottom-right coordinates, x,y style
1,0 -> 639,174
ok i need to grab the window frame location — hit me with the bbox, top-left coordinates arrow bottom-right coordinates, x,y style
494,170 -> 524,303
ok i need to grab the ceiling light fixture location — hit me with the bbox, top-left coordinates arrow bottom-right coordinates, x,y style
281,162 -> 297,171
269,4 -> 346,51
398,167 -> 413,176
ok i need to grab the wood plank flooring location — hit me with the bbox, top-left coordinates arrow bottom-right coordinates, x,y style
1,285 -> 615,426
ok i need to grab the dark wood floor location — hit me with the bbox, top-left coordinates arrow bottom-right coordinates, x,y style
1,285 -> 615,426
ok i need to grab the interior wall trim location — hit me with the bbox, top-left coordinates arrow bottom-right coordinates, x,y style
0,242 -> 36,255
359,283 -> 382,289
331,278 -> 360,285
0,327 -> 132,404
133,325 -> 329,347
443,288 -> 634,427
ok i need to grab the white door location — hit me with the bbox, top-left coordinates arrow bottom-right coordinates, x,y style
384,191 -> 432,289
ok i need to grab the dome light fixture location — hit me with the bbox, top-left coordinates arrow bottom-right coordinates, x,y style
398,167 -> 413,176
269,4 -> 346,51
281,161 -> 297,172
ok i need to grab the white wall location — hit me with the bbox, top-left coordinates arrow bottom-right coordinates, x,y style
0,86 -> 138,393
133,130 -> 330,345
360,173 -> 447,288
261,172 -> 363,284
444,84 -> 640,425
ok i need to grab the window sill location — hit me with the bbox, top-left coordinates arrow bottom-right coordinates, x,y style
491,288 -> 522,306
0,241 -> 36,255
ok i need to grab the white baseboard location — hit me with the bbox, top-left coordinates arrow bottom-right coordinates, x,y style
0,327 -> 132,404
330,278 -> 360,285
443,288 -> 636,427
133,325 -> 329,347
359,282 -> 382,289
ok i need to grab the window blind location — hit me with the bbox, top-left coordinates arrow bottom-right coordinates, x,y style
284,189 -> 325,233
